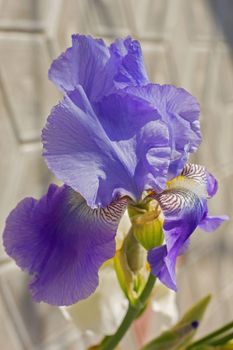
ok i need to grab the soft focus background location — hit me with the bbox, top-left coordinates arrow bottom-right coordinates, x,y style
0,1 -> 232,349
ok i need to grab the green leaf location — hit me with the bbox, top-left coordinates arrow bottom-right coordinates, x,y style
141,295 -> 211,350
189,343 -> 233,350
187,321 -> 233,349
176,295 -> 211,328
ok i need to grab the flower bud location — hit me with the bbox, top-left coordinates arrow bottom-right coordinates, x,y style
114,229 -> 149,304
128,201 -> 164,250
125,228 -> 147,272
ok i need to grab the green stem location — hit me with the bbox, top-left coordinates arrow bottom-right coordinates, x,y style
99,274 -> 156,350
187,321 -> 233,349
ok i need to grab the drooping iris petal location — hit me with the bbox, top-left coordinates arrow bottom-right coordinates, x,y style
181,163 -> 217,197
3,184 -> 127,306
148,163 -> 227,290
49,35 -> 148,102
199,214 -> 228,232
198,201 -> 228,232
178,163 -> 228,233
125,84 -> 201,178
148,188 -> 205,290
42,87 -> 171,207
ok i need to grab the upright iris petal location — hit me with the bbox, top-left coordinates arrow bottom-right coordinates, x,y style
125,85 -> 201,178
109,37 -> 149,88
49,35 -> 112,100
42,87 -> 171,207
49,35 -> 149,102
3,184 -> 127,305
45,35 -> 202,208
148,163 -> 228,290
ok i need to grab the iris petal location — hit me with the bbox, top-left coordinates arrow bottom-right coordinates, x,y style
125,84 -> 201,177
96,91 -> 171,192
198,201 -> 228,232
3,184 -> 127,306
43,88 -> 171,207
199,214 -> 228,232
49,35 -> 148,102
110,37 -> 149,87
43,88 -> 136,207
148,187 -> 204,290
49,35 -> 112,101
148,163 -> 227,291
181,163 -> 217,197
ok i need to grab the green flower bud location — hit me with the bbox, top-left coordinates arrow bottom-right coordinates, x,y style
128,200 -> 164,250
114,229 -> 149,305
125,228 -> 147,272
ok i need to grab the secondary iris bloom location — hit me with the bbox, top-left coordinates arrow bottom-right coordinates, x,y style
3,35 -> 227,306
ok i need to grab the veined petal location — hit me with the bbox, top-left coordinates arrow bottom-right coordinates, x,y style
148,188 -> 205,290
181,163 -> 217,197
43,88 -> 171,207
156,189 -> 204,250
3,184 -> 127,306
148,163 -> 227,290
125,84 -> 201,177
49,35 -> 148,102
42,88 -> 136,207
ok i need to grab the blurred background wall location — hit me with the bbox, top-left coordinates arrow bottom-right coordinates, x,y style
0,0 -> 232,349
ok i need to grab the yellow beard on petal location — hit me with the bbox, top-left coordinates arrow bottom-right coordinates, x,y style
166,176 -> 207,198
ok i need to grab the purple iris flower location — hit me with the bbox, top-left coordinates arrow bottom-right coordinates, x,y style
3,35 -> 228,306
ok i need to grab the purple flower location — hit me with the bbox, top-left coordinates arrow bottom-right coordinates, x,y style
3,35 -> 228,305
